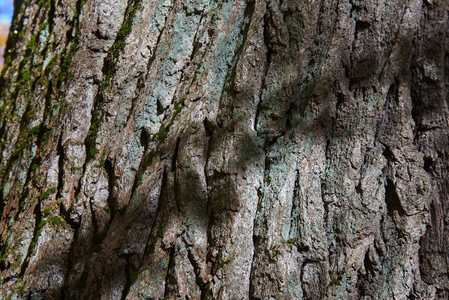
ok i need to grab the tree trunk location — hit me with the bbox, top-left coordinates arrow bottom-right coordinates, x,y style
0,0 -> 448,299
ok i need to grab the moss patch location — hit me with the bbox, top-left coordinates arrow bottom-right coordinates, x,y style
101,0 -> 142,91
329,278 -> 341,287
50,215 -> 66,227
152,98 -> 186,142
39,187 -> 56,200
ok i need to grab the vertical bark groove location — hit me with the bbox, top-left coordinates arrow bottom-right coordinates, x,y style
0,0 -> 448,299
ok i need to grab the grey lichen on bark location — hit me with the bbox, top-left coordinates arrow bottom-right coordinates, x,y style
0,0 -> 448,299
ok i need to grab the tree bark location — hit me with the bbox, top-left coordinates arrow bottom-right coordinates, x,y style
0,0 -> 448,299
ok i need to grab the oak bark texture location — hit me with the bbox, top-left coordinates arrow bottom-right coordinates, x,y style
0,0 -> 448,299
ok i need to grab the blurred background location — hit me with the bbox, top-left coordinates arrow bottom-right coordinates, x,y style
0,0 -> 13,71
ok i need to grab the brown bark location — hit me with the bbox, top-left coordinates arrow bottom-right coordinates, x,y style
0,0 -> 448,299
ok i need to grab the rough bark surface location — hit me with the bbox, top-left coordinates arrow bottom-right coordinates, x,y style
0,0 -> 448,299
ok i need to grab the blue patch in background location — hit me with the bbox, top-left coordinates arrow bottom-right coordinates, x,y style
0,0 -> 14,24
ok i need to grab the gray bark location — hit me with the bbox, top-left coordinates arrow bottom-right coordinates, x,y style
0,0 -> 448,299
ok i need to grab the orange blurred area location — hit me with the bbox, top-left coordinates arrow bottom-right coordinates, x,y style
0,22 -> 9,72
0,22 -> 8,43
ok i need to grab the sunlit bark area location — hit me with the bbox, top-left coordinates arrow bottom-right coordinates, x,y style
0,0 -> 448,299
